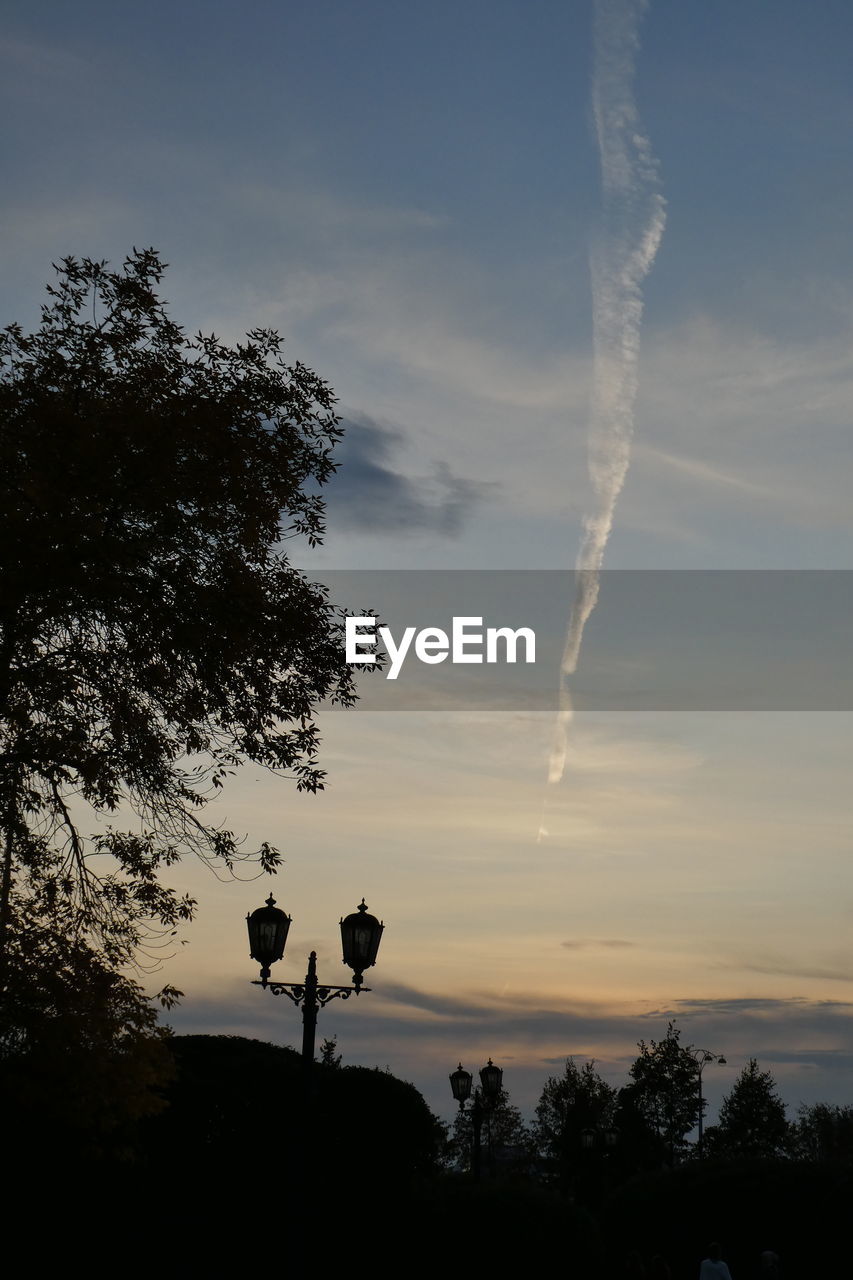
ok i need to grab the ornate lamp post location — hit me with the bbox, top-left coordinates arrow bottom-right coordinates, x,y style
689,1047 -> 727,1160
247,895 -> 384,1067
449,1058 -> 503,1182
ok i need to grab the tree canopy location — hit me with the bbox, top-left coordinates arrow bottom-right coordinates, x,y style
790,1102 -> 853,1164
0,884 -> 174,1168
452,1081 -> 531,1173
144,1035 -> 447,1190
628,1021 -> 702,1161
0,249 -> 358,969
703,1058 -> 788,1161
535,1058 -> 617,1180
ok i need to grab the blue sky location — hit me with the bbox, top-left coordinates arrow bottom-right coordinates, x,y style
3,0 -> 853,1125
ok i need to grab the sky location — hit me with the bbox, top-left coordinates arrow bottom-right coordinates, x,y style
3,0 -> 853,1128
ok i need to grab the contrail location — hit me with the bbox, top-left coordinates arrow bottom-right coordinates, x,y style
542,0 -> 665,812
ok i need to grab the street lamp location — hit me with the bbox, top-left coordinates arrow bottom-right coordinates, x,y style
247,894 -> 384,1067
449,1058 -> 503,1182
689,1047 -> 727,1160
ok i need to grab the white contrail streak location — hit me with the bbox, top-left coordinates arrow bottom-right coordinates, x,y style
542,0 -> 665,810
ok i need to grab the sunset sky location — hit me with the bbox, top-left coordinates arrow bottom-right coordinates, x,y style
3,0 -> 853,1125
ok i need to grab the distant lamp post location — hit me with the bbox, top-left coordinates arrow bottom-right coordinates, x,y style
450,1058 -> 503,1182
690,1048 -> 727,1160
247,894 -> 384,1068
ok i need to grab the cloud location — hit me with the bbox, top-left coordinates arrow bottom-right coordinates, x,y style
165,980 -> 853,1117
327,413 -> 495,536
667,996 -> 853,1017
731,958 -> 853,984
638,444 -> 776,498
561,938 -> 636,950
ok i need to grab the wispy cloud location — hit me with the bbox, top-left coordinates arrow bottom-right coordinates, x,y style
561,938 -> 636,950
639,444 -> 776,497
730,957 -> 853,985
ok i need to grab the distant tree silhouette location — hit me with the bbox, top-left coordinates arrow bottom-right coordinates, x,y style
535,1058 -> 617,1186
0,249 -> 360,978
452,1081 -> 531,1174
612,1081 -> 669,1174
628,1022 -> 701,1163
790,1101 -> 853,1164
0,886 -> 174,1169
703,1058 -> 789,1160
320,1034 -> 342,1068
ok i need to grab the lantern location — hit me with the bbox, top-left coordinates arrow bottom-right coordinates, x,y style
450,1063 -> 473,1108
340,898 -> 384,988
247,894 -> 291,986
479,1058 -> 503,1101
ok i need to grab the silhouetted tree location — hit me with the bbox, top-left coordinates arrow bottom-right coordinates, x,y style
628,1022 -> 701,1163
0,886 -> 174,1168
535,1058 -> 617,1186
144,1035 -> 446,1191
0,250 -> 359,974
790,1102 -> 853,1164
320,1035 -> 342,1068
452,1082 -> 531,1173
612,1081 -> 670,1174
703,1058 -> 789,1160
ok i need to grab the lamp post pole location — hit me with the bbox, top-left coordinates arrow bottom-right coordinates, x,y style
689,1047 -> 727,1160
297,950 -> 320,1067
471,1091 -> 483,1182
246,895 -> 384,1069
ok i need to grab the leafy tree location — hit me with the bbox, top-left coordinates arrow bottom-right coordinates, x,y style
452,1082 -> 531,1173
702,1058 -> 789,1160
535,1058 -> 617,1183
320,1034 -> 342,1068
790,1102 -> 853,1164
145,1035 -> 447,1190
0,885 -> 175,1167
628,1021 -> 701,1163
0,249 -> 359,972
611,1081 -> 670,1173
